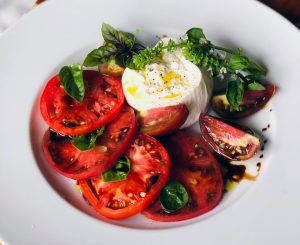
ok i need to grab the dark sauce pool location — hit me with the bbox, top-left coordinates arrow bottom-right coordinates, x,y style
216,155 -> 260,192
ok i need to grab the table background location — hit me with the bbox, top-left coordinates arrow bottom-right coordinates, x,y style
0,0 -> 299,34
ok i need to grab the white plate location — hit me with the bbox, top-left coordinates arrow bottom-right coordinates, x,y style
0,0 -> 300,244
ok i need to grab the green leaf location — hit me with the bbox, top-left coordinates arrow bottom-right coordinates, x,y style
226,79 -> 244,110
71,127 -> 105,151
247,82 -> 265,90
166,39 -> 177,52
186,27 -> 206,43
83,43 -> 118,67
128,42 -> 164,70
102,156 -> 131,182
229,54 -> 250,71
160,181 -> 189,213
59,65 -> 85,102
229,53 -> 267,79
101,22 -> 136,49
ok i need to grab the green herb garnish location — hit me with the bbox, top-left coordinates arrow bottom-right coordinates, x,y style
160,181 -> 189,213
59,64 -> 85,102
71,127 -> 105,151
83,23 -> 144,67
247,81 -> 265,91
83,23 -> 268,111
102,156 -> 131,182
226,79 -> 244,111
83,43 -> 118,67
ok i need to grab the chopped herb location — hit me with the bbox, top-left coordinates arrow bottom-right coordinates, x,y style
160,181 -> 189,213
247,81 -> 265,90
102,156 -> 131,182
71,127 -> 105,151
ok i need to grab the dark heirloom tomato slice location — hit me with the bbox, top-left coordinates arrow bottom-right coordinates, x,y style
40,70 -> 125,136
78,133 -> 171,219
143,131 -> 223,222
199,113 -> 260,161
43,106 -> 136,179
137,104 -> 189,137
212,85 -> 276,119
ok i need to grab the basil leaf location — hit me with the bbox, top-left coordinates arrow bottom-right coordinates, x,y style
247,82 -> 265,91
226,79 -> 244,111
229,54 -> 249,71
102,156 -> 131,182
71,127 -> 105,151
186,27 -> 206,43
160,181 -> 189,213
59,65 -> 85,102
101,22 -> 136,49
83,43 -> 118,67
229,54 -> 266,78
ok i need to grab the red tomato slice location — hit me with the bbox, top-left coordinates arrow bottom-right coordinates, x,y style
78,133 -> 171,219
137,104 -> 189,136
212,85 -> 275,119
143,131 -> 223,222
43,106 -> 136,179
40,70 -> 125,136
199,113 -> 260,160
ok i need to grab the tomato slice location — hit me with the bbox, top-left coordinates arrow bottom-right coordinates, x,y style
40,70 -> 125,136
43,106 -> 136,179
143,131 -> 223,222
211,85 -> 276,119
78,133 -> 171,219
137,104 -> 189,136
199,113 -> 260,160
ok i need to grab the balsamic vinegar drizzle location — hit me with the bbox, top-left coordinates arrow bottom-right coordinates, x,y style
216,154 -> 263,192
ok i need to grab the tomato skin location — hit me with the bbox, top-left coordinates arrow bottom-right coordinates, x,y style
137,104 -> 189,136
40,71 -> 125,136
212,85 -> 276,119
143,131 -> 223,222
199,113 -> 260,161
79,133 -> 171,220
43,106 -> 137,180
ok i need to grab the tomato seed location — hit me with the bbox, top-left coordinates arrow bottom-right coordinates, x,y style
140,192 -> 146,198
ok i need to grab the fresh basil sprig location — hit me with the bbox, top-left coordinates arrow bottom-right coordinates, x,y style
83,23 -> 144,67
228,53 -> 266,80
102,156 -> 131,182
83,43 -> 118,67
184,27 -> 267,110
102,22 -> 136,49
59,65 -> 85,102
160,181 -> 189,213
71,127 -> 105,151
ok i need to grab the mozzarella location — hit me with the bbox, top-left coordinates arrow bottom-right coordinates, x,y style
122,38 -> 213,128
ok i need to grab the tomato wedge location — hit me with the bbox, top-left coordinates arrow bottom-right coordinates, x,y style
199,113 -> 260,160
43,106 -> 136,179
143,131 -> 223,222
78,133 -> 171,219
211,85 -> 276,119
40,70 -> 125,136
137,104 -> 189,136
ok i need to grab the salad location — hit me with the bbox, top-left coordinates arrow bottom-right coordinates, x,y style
40,23 -> 275,222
